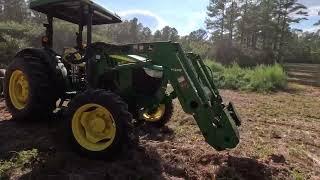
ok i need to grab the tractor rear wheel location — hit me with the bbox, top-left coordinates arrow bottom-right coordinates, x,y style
4,57 -> 58,121
142,101 -> 173,127
65,90 -> 132,159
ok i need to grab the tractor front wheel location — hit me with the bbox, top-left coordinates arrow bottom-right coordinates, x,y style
65,90 -> 132,159
142,101 -> 174,127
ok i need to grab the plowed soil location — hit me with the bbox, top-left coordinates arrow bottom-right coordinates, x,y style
0,83 -> 319,180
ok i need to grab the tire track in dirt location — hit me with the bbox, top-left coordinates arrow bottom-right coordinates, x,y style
259,120 -> 320,134
290,138 -> 320,150
245,120 -> 320,151
222,85 -> 320,179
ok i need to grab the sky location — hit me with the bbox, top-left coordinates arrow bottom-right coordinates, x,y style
95,0 -> 320,36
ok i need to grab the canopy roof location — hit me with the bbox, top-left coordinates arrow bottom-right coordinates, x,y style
30,0 -> 122,25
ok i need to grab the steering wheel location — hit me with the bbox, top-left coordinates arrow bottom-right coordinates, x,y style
63,48 -> 84,65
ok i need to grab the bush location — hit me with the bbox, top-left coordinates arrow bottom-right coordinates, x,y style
222,63 -> 250,90
206,60 -> 287,92
246,64 -> 287,91
205,59 -> 224,72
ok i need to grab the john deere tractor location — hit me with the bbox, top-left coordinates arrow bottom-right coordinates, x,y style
3,0 -> 241,158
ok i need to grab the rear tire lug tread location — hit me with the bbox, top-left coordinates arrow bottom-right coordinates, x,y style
4,56 -> 59,121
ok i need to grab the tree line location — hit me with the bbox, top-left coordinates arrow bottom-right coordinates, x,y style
205,0 -> 320,65
0,0 -> 320,67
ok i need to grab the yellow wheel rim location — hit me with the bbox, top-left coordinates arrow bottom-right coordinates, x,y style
143,104 -> 165,122
9,70 -> 29,110
72,103 -> 117,152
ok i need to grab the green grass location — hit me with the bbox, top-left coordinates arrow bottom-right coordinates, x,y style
205,60 -> 288,92
291,169 -> 306,180
0,149 -> 38,179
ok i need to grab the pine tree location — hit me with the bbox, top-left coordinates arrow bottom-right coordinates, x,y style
275,0 -> 308,62
129,18 -> 141,43
26,0 -> 46,23
3,0 -> 28,22
140,27 -> 152,42
206,0 -> 227,40
224,0 -> 240,41
161,26 -> 171,41
189,29 -> 208,41
153,30 -> 162,41
159,26 -> 179,41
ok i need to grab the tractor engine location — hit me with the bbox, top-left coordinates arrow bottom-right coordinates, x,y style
62,47 -> 87,91
70,65 -> 86,87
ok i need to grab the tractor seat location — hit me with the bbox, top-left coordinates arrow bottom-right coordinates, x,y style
62,47 -> 85,67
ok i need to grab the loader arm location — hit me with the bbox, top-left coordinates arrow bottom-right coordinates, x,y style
86,41 -> 241,150
130,42 -> 241,150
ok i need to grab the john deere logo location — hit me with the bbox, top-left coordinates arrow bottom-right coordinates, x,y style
171,68 -> 183,72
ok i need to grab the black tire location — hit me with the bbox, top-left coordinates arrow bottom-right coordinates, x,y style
4,57 -> 58,121
65,90 -> 132,159
143,101 -> 174,127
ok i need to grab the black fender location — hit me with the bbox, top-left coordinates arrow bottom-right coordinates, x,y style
15,48 -> 68,97
16,48 -> 56,69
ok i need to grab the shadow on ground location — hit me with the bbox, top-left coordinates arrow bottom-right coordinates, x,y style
0,116 -> 169,180
195,152 -> 289,180
0,102 -> 293,180
215,156 -> 288,180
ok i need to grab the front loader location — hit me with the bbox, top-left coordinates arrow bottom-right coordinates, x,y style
3,0 -> 241,158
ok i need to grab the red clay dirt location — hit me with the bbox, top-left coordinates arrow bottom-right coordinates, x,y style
0,83 -> 319,180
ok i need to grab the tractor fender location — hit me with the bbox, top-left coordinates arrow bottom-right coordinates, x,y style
16,48 -> 56,68
15,48 -> 68,97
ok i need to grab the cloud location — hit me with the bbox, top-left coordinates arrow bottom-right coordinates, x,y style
179,11 -> 207,35
118,9 -> 207,35
298,0 -> 320,7
118,9 -> 168,30
303,26 -> 320,32
307,6 -> 320,16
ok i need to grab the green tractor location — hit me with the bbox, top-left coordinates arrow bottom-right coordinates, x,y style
3,0 -> 241,158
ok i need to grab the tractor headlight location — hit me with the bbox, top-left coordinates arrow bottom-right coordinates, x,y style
143,68 -> 163,78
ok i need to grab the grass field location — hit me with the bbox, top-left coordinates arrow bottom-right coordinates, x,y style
285,63 -> 320,87
0,82 -> 319,180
